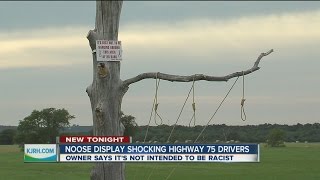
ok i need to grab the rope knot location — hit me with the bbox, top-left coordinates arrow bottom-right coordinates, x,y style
241,71 -> 247,121
154,103 -> 159,111
192,102 -> 196,111
241,98 -> 246,106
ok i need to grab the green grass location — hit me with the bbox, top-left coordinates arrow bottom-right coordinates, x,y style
1,143 -> 320,180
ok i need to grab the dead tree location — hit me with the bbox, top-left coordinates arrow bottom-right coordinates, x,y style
86,1 -> 273,180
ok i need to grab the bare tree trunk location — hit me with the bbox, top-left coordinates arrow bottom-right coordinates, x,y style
86,1 -> 126,180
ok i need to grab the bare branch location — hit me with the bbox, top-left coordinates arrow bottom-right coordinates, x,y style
122,49 -> 273,86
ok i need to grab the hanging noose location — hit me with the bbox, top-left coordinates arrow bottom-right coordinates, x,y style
188,77 -> 196,127
241,71 -> 247,121
154,73 -> 164,125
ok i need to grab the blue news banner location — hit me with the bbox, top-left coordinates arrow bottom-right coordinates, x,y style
59,144 -> 260,162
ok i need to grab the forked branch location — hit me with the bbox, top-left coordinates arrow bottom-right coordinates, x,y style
122,49 -> 273,86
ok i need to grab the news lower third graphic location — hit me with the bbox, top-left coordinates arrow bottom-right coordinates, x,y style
24,136 -> 260,163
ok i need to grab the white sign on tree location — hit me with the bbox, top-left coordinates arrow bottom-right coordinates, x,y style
96,40 -> 122,62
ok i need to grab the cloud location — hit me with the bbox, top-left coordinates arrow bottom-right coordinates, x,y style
1,9 -> 320,69
120,9 -> 320,57
0,27 -> 90,68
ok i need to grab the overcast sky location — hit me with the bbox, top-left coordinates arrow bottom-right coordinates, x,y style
1,1 -> 320,126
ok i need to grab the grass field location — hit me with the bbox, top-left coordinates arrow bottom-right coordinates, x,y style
0,143 -> 319,180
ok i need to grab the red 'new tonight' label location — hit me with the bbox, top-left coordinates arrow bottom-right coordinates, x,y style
59,136 -> 131,143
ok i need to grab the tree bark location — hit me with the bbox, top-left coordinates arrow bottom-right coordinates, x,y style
87,1 -> 126,180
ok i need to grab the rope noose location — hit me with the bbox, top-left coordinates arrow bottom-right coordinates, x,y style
188,76 -> 196,127
154,72 -> 163,125
241,71 -> 247,121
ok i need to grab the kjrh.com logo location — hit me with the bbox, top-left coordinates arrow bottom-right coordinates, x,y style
24,144 -> 57,162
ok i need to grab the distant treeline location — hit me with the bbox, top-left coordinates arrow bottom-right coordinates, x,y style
0,126 -> 16,133
133,123 -> 320,143
1,123 -> 319,145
